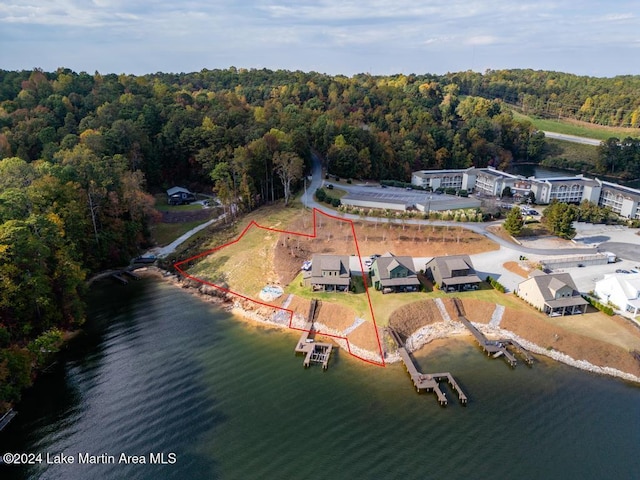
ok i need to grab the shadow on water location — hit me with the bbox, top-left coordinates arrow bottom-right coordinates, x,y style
0,279 -> 228,480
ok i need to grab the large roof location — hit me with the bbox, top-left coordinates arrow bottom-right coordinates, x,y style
373,252 -> 416,280
597,273 -> 640,299
521,272 -> 584,303
427,255 -> 475,279
166,186 -> 192,196
309,254 -> 350,280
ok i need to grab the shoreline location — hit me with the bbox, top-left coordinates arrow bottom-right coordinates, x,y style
140,266 -> 640,384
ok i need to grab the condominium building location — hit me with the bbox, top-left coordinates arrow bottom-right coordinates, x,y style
599,182 -> 640,219
411,169 -> 470,191
411,167 -> 640,219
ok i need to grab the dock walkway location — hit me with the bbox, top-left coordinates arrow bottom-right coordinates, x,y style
0,409 -> 17,432
388,327 -> 467,406
452,299 -> 533,367
293,299 -> 334,370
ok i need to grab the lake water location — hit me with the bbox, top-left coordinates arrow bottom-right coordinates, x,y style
2,279 -> 639,479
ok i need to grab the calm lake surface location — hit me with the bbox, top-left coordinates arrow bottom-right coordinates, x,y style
2,278 -> 639,479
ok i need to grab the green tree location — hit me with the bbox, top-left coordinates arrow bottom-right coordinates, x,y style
542,200 -> 578,239
503,207 -> 524,236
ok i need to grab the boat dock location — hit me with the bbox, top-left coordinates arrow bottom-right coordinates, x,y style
110,267 -> 142,285
294,299 -> 334,370
0,409 -> 17,432
388,327 -> 467,406
452,299 -> 533,367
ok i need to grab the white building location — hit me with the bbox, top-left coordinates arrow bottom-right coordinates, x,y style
594,273 -> 640,316
530,176 -> 601,205
472,167 -> 520,197
411,169 -> 472,191
599,182 -> 640,219
411,168 -> 640,219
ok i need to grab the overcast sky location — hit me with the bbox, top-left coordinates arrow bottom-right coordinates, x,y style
1,1 -> 639,77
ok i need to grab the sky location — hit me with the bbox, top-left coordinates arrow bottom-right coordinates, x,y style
1,1 -> 639,77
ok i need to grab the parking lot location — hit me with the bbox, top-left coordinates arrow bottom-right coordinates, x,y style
331,183 -> 481,211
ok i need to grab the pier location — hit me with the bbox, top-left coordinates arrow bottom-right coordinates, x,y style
452,299 -> 533,367
388,327 -> 467,406
0,409 -> 17,432
294,299 -> 334,370
110,266 -> 142,285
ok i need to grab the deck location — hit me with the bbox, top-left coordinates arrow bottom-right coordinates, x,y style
452,299 -> 534,368
293,299 -> 335,370
389,327 -> 467,406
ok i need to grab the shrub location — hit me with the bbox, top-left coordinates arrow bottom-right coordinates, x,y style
485,275 -> 506,293
582,295 -> 615,315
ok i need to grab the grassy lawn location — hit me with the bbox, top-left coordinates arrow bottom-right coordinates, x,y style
286,273 -> 372,318
153,194 -> 204,212
151,220 -> 210,246
285,272 -> 529,327
541,139 -> 599,165
512,110 -> 640,140
188,205 -> 307,296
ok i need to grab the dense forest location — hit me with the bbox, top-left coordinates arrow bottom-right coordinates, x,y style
1,66 -> 639,411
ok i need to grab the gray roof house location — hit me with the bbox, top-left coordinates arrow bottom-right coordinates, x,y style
516,270 -> 588,316
303,254 -> 351,292
166,186 -> 196,205
370,253 -> 419,293
425,255 -> 481,292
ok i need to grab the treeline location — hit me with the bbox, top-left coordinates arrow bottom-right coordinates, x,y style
0,151 -> 156,410
0,68 -> 547,193
448,69 -> 640,128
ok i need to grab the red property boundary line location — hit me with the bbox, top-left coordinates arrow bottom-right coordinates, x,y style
173,207 -> 386,367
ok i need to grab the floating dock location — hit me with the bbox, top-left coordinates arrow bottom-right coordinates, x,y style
294,299 -> 334,370
452,299 -> 533,367
388,327 -> 467,406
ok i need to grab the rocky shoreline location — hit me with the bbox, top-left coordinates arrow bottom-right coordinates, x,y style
140,266 -> 640,384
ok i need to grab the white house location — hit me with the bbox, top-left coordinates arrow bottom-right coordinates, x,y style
516,270 -> 588,316
594,273 -> 640,316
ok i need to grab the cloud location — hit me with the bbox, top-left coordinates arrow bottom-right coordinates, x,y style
1,0 -> 639,76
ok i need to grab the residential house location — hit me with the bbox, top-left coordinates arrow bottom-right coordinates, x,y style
167,186 -> 196,205
370,253 -> 419,293
303,255 -> 351,292
424,255 -> 481,292
516,270 -> 588,316
594,273 -> 640,316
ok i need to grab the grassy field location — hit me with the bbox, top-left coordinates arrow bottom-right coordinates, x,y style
150,220 -> 210,246
512,110 -> 640,140
541,139 -> 599,167
285,274 -> 530,327
188,205 -> 307,297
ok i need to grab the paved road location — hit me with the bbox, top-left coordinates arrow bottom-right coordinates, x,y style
151,212 -> 226,258
543,131 -> 601,146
